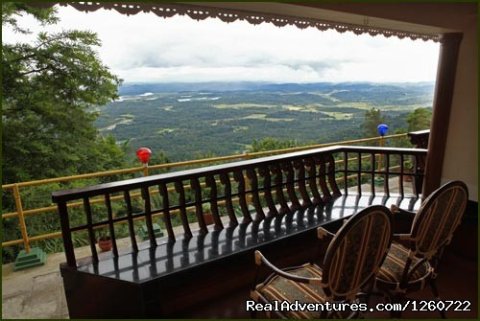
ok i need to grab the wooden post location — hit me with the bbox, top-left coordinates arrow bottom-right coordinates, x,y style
12,184 -> 30,253
142,163 -> 149,176
423,33 -> 463,197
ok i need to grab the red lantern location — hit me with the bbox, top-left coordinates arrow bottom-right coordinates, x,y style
136,147 -> 152,164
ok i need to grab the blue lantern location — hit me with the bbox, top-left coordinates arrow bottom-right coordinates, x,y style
377,124 -> 389,137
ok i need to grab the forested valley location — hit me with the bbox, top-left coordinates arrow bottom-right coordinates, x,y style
97,81 -> 434,161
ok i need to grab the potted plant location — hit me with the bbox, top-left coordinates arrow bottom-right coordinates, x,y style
202,204 -> 214,225
203,212 -> 214,225
97,232 -> 112,252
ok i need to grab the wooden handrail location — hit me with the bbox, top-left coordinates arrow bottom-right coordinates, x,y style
2,132 -> 428,254
51,145 -> 426,268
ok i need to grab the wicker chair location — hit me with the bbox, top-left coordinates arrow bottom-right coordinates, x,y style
375,181 -> 469,318
250,205 -> 393,318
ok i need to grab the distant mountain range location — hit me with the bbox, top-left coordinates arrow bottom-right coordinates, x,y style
118,81 -> 435,96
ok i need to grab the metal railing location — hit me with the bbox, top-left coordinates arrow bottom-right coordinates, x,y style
1,133 -> 409,254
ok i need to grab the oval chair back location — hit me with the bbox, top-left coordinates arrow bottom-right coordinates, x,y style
321,205 -> 393,301
409,180 -> 468,259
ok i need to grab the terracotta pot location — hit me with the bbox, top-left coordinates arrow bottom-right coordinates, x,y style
203,213 -> 214,225
98,237 -> 112,252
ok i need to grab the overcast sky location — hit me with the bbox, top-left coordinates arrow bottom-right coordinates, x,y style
3,5 -> 440,84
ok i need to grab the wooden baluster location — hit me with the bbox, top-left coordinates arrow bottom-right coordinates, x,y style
413,155 -> 421,197
285,211 -> 294,234
237,223 -> 247,248
209,230 -> 220,258
142,186 -> 157,247
223,227 -> 234,254
181,238 -> 191,267
258,166 -> 278,217
132,253 -> 139,281
306,158 -> 322,205
166,242 -> 174,271
250,221 -> 259,245
113,257 -> 120,279
57,201 -> 76,267
104,194 -> 119,257
262,216 -> 273,240
284,161 -> 301,211
370,153 -> 376,195
384,153 -> 390,196
220,172 -> 238,226
233,170 -> 253,223
357,153 -> 362,195
399,154 -> 405,198
327,154 -> 342,197
316,156 -> 332,202
343,151 -> 349,195
174,181 -> 193,238
190,178 -> 208,234
294,159 -> 312,208
246,168 -> 265,221
82,197 -> 98,263
158,183 -> 176,242
206,175 -> 224,230
148,247 -> 158,278
274,215 -> 283,236
123,191 -> 139,252
272,164 -> 289,214
196,233 -> 206,262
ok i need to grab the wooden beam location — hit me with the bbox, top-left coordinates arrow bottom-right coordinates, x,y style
423,33 -> 463,197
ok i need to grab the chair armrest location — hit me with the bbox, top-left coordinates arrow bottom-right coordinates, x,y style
254,251 -> 321,285
393,233 -> 413,242
391,205 -> 416,234
390,204 -> 417,217
317,226 -> 335,242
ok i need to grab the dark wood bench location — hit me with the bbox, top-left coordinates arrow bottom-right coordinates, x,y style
52,145 -> 426,318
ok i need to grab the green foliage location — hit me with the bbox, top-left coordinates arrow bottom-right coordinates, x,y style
2,4 -> 125,184
407,107 -> 432,131
248,137 -> 298,152
362,108 -> 385,138
2,2 -> 58,33
2,4 -> 127,262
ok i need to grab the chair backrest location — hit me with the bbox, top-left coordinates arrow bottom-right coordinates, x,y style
409,180 -> 468,258
321,205 -> 393,300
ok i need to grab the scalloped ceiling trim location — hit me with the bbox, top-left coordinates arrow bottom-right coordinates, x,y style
59,2 -> 440,42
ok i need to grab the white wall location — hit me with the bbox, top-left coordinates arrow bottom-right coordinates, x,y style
441,15 -> 478,201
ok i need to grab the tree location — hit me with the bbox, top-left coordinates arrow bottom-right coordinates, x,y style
406,107 -> 432,132
248,137 -> 298,152
2,3 -> 126,184
362,108 -> 385,137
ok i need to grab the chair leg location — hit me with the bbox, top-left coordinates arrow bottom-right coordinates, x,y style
429,280 -> 447,319
390,293 -> 404,318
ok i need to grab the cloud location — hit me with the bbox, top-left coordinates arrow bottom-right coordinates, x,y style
3,5 -> 440,83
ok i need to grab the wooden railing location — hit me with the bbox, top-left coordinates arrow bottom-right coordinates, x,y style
52,145 -> 427,268
2,132 -> 417,255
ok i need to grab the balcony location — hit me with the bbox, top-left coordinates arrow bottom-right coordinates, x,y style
1,132 -> 477,318
2,1 -> 477,319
